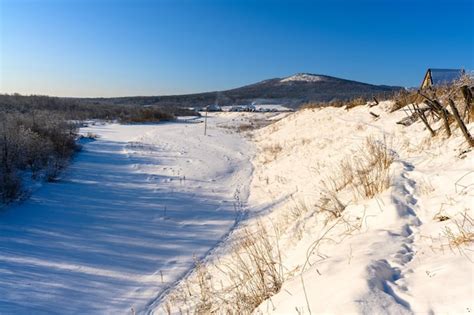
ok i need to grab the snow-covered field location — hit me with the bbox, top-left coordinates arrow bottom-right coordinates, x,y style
0,113 -> 269,314
1,103 -> 473,314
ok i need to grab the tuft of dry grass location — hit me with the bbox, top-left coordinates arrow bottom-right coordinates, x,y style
443,211 -> 474,252
160,222 -> 284,314
325,137 -> 395,200
391,89 -> 422,112
261,144 -> 283,163
349,137 -> 394,199
316,190 -> 346,220
224,224 -> 284,312
345,97 -> 368,110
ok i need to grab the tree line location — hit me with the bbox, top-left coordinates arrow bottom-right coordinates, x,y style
0,93 -> 197,204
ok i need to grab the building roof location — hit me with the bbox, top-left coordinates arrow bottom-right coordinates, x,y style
428,68 -> 465,86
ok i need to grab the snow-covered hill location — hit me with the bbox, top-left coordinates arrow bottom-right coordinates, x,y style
154,102 -> 473,314
250,102 -> 473,314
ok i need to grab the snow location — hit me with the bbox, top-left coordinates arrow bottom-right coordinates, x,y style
1,102 -> 473,314
280,73 -> 326,83
248,103 -> 474,314
152,102 -> 473,314
0,115 -> 254,314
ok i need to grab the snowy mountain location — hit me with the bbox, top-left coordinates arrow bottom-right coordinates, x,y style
77,73 -> 402,109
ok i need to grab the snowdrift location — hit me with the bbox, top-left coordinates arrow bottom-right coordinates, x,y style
156,101 -> 473,314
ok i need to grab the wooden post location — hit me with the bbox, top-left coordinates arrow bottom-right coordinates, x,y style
418,91 -> 451,137
448,99 -> 474,147
413,104 -> 436,137
440,107 -> 452,138
461,85 -> 472,123
373,96 -> 379,105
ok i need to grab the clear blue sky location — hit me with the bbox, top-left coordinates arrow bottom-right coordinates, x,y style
1,0 -> 473,97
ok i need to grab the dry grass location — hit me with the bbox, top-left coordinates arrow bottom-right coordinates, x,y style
316,190 -> 346,220
325,137 -> 395,200
349,137 -> 394,199
391,89 -> 422,112
223,225 -> 283,312
160,222 -> 284,314
261,144 -> 283,163
443,211 -> 474,253
345,97 -> 368,110
301,96 -> 374,110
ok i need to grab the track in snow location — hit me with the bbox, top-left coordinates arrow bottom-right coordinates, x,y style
0,115 -> 253,314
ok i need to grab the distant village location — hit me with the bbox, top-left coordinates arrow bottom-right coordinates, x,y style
190,103 -> 294,112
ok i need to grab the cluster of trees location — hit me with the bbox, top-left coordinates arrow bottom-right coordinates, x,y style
0,94 -> 196,122
0,93 -> 197,204
0,111 -> 77,203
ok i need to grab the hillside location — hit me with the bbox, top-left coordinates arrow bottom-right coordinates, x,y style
153,100 -> 473,314
76,73 -> 402,109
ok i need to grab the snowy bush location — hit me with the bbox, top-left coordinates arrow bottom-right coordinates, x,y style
0,111 -> 78,203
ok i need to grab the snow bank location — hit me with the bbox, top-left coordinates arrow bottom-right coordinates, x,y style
155,101 -> 473,314
250,102 -> 474,314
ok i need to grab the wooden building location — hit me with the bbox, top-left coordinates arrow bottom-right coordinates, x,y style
421,68 -> 465,89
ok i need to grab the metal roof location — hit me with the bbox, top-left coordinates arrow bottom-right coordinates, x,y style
429,68 -> 465,86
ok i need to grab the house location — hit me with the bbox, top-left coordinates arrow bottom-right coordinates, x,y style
205,104 -> 222,112
421,68 -> 465,89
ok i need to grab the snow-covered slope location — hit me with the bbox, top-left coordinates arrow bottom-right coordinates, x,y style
250,103 -> 473,314
154,102 -> 473,314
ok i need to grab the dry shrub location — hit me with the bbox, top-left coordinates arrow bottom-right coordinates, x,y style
391,89 -> 421,112
194,260 -> 213,313
364,136 -> 396,170
316,190 -> 346,220
301,98 -> 365,110
160,223 -> 284,314
397,90 -> 419,109
300,102 -> 326,109
237,124 -> 255,133
345,97 -> 368,110
262,144 -> 283,163
443,211 -> 474,253
349,137 -> 394,199
225,225 -> 283,312
327,137 -> 395,200
289,198 -> 310,221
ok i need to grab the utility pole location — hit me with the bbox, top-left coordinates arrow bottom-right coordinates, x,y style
204,106 -> 208,136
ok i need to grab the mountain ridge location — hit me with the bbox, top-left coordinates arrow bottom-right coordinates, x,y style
78,73 -> 403,109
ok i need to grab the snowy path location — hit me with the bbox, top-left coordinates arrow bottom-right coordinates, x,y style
0,114 -> 253,314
